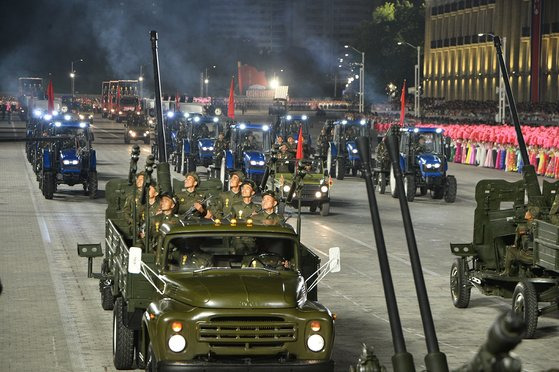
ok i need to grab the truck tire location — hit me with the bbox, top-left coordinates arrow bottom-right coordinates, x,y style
43,172 -> 55,200
320,202 -> 330,216
145,343 -> 157,372
101,284 -> 115,311
309,202 -> 318,213
450,258 -> 471,308
390,166 -> 399,198
512,281 -> 539,339
113,297 -> 135,369
404,175 -> 415,202
88,171 -> 98,199
444,175 -> 457,203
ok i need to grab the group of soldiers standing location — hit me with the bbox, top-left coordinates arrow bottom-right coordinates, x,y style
122,169 -> 283,250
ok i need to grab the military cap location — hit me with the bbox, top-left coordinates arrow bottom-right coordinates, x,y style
526,206 -> 541,218
137,171 -> 146,177
184,172 -> 200,183
230,170 -> 245,181
261,190 -> 277,200
240,179 -> 257,191
159,191 -> 177,205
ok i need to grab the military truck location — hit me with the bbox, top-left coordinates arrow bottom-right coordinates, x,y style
449,35 -> 559,339
124,112 -> 151,144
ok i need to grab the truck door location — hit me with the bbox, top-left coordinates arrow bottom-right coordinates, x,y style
299,243 -> 320,301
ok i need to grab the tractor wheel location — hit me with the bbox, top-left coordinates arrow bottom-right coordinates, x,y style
390,166 -> 398,198
145,343 -> 157,372
450,258 -> 471,308
320,202 -> 330,216
404,175 -> 415,202
112,297 -> 135,369
88,171 -> 98,199
512,281 -> 539,339
444,175 -> 457,203
309,203 -> 318,213
431,186 -> 444,199
351,167 -> 357,177
419,186 -> 428,196
378,173 -> 387,194
144,138 -> 150,145
101,284 -> 115,311
43,172 -> 55,200
336,158 -> 344,180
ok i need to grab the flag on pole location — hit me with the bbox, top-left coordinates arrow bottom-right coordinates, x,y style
227,77 -> 235,119
47,80 -> 54,114
175,92 -> 180,111
399,80 -> 406,126
296,125 -> 304,160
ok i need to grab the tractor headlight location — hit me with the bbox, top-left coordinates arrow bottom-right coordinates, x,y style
320,185 -> 328,193
250,160 -> 257,166
79,122 -> 87,128
79,114 -> 85,119
302,115 -> 308,120
283,185 -> 291,193
213,117 -> 219,123
258,160 -> 265,166
144,131 -> 149,136
433,163 -> 441,168
168,334 -> 186,353
103,108 -> 107,111
425,163 -> 432,169
208,146 -> 214,151
43,114 -> 52,121
63,160 -> 70,165
352,149 -> 358,154
33,109 -> 42,117
307,334 -> 325,352
360,119 -> 366,125
315,191 -> 322,198
64,114 -> 71,120
202,146 -> 208,151
194,116 -> 200,122
262,124 -> 270,131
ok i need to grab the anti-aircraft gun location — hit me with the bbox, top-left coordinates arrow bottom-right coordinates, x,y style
350,131 -> 528,372
448,35 -> 559,339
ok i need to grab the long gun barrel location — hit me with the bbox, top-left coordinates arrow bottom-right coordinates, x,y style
150,30 -> 167,162
356,136 -> 415,372
384,128 -> 449,372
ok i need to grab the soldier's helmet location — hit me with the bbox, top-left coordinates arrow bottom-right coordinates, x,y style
241,179 -> 257,192
159,191 -> 177,206
261,190 -> 277,201
230,170 -> 245,182
184,171 -> 200,184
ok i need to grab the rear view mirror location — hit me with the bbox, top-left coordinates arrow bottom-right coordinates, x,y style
329,247 -> 341,273
128,247 -> 143,274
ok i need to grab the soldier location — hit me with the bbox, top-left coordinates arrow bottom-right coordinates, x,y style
168,237 -> 213,270
277,143 -> 293,173
252,191 -> 282,225
218,170 -> 244,217
375,136 -> 390,171
123,171 -> 145,233
138,181 -> 160,224
241,133 -> 257,152
286,135 -> 296,157
272,135 -> 284,151
175,172 -> 211,219
413,135 -> 427,154
143,191 -> 183,251
213,132 -> 228,167
501,206 -> 539,276
549,193 -> 559,225
231,179 -> 261,220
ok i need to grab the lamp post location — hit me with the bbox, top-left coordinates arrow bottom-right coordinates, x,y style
138,65 -> 144,100
203,65 -> 216,97
70,58 -> 84,98
344,45 -> 365,113
479,33 -> 506,124
397,41 -> 421,117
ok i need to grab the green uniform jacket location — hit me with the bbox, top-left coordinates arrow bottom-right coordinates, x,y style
176,189 -> 207,216
231,201 -> 262,220
218,190 -> 242,218
123,188 -> 143,232
252,211 -> 282,225
146,213 -> 183,251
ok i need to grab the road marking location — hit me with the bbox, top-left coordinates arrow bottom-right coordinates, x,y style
310,221 -> 440,277
22,146 -> 87,372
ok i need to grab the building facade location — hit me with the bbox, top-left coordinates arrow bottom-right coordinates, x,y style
424,0 -> 559,103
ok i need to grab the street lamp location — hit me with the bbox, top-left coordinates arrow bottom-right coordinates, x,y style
478,33 -> 506,124
344,45 -> 365,113
397,41 -> 421,117
203,65 -> 216,97
138,65 -> 144,99
70,58 -> 84,98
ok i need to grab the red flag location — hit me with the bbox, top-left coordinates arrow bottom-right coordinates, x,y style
399,80 -> 406,126
47,80 -> 54,114
296,125 -> 304,160
175,92 -> 180,111
227,77 -> 235,119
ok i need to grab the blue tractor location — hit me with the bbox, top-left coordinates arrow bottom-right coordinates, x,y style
275,114 -> 313,149
390,127 -> 456,203
225,122 -> 271,184
328,118 -> 372,180
39,119 -> 98,199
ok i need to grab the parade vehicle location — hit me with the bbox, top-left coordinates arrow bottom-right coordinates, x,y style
107,80 -> 140,122
268,157 -> 331,216
327,118 -> 372,180
389,127 -> 457,203
17,76 -> 44,121
36,119 -> 98,199
269,97 -> 288,116
76,102 -> 95,124
449,36 -> 559,339
124,112 -> 151,144
275,114 -> 313,149
225,122 -> 272,184
101,81 -> 110,117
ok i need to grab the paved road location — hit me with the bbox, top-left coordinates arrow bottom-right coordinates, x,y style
0,115 -> 558,371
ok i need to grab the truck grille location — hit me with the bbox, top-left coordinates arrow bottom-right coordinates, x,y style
300,185 -> 320,200
198,316 -> 297,349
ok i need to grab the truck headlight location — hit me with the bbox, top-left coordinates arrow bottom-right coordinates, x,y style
168,334 -> 186,353
118,111 -> 123,115
129,130 -> 136,137
307,334 -> 325,352
320,185 -> 328,193
144,131 -> 149,136
315,191 -> 322,198
111,109 -> 115,113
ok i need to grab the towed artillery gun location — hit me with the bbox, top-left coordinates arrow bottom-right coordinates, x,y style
449,35 -> 559,338
77,30 -> 340,371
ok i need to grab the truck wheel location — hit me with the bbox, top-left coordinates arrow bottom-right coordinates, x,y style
404,175 -> 415,202
43,172 -> 55,200
101,284 -> 115,310
144,138 -> 150,145
444,175 -> 457,203
113,297 -> 135,369
145,343 -> 157,372
512,281 -> 539,339
309,203 -> 318,213
390,166 -> 399,198
320,202 -> 330,216
378,173 -> 387,194
450,258 -> 471,308
336,158 -> 344,180
88,171 -> 98,199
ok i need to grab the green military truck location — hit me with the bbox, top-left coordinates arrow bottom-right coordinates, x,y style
79,177 -> 339,371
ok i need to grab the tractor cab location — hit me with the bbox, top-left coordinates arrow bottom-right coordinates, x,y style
276,114 -> 312,149
329,118 -> 371,179
226,122 -> 272,182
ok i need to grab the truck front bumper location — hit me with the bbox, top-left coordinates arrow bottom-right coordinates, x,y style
157,359 -> 334,372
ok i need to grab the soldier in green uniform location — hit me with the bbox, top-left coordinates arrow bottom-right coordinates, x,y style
252,191 -> 282,225
143,191 -> 183,252
213,132 -> 228,167
138,180 -> 160,224
175,172 -> 211,219
501,206 -> 539,276
413,135 -> 427,154
123,171 -> 145,234
272,135 -> 284,151
217,170 -> 244,218
286,135 -> 297,157
231,179 -> 261,220
375,137 -> 390,171
549,193 -> 559,225
277,144 -> 293,173
167,237 -> 213,270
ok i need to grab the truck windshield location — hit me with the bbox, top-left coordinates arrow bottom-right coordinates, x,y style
165,235 -> 296,272
120,97 -> 138,106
